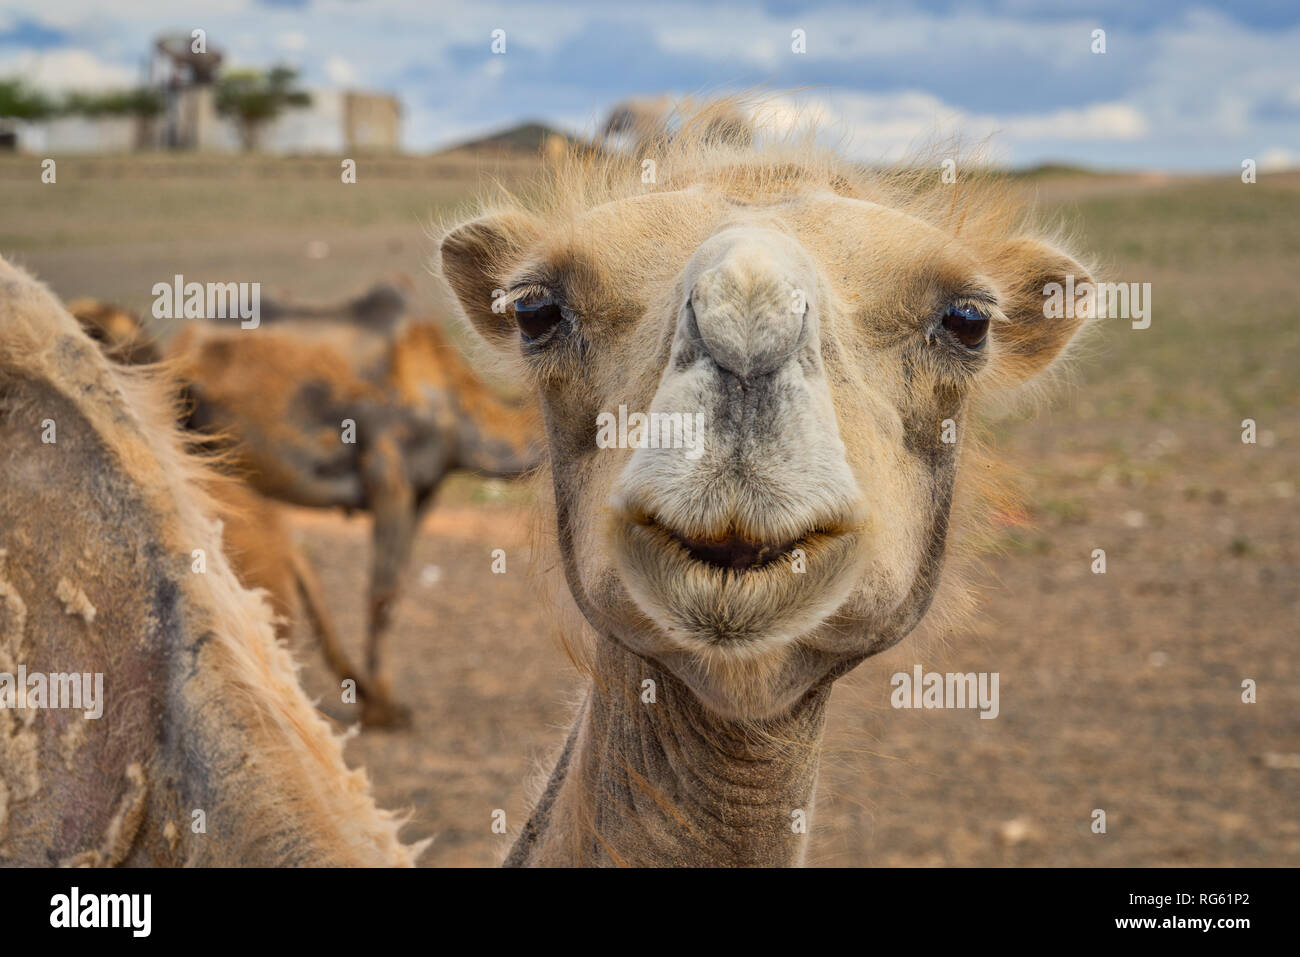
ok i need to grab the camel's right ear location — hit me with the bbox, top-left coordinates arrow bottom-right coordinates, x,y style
439,211 -> 542,346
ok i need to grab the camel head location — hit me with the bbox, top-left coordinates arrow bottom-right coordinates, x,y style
441,108 -> 1094,721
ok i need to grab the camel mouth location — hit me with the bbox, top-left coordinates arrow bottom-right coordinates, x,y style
624,511 -> 854,578
649,520 -> 807,572
610,511 -> 866,654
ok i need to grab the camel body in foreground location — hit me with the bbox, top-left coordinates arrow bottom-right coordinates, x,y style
0,262 -> 417,864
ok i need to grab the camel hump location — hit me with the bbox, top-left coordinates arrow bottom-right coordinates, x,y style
259,277 -> 411,330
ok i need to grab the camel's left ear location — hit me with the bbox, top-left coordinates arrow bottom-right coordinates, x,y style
988,238 -> 1095,383
439,211 -> 541,348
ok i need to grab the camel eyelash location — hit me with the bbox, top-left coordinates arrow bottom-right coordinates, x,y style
501,281 -> 559,309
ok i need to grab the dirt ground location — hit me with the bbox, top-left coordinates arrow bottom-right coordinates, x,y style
279,418 -> 1298,867
3,156 -> 1296,866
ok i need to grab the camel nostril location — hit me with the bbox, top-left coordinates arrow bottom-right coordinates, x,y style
687,273 -> 810,381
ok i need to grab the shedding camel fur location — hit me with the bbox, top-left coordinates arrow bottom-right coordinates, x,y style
0,259 -> 420,865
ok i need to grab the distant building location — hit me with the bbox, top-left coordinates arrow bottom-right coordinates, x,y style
154,29 -> 401,154
8,33 -> 401,154
242,90 -> 401,154
38,116 -> 138,152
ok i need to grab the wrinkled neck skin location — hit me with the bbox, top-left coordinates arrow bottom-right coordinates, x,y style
506,638 -> 830,867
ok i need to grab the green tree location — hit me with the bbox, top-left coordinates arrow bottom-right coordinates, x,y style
62,87 -> 164,119
0,79 -> 54,121
215,66 -> 311,151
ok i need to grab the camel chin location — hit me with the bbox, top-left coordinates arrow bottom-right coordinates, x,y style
604,517 -> 870,714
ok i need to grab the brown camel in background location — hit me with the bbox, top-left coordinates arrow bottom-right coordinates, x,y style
258,275 -> 414,331
73,293 -> 543,726
602,95 -> 753,154
69,298 -> 383,714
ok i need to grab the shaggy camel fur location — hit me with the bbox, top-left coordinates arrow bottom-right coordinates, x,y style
441,103 -> 1096,865
0,259 -> 418,865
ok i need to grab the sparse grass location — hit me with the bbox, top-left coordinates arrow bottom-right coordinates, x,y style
0,154 -> 537,250
1038,497 -> 1090,525
1062,176 -> 1300,421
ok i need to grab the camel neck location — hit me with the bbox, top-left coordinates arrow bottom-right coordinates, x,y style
506,638 -> 830,866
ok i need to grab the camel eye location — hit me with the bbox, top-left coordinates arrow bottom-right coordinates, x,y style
513,295 -> 564,342
941,305 -> 989,348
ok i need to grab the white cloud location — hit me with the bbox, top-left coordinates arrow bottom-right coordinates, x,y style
1259,147 -> 1299,172
0,48 -> 136,92
276,31 -> 308,52
1001,103 -> 1149,141
757,91 -> 1148,164
324,55 -> 359,86
652,5 -> 1098,67
1134,10 -> 1300,141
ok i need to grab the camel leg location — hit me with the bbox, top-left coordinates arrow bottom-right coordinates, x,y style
289,546 -> 388,714
359,432 -> 418,728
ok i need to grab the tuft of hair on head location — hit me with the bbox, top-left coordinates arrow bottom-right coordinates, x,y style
443,91 -> 1031,256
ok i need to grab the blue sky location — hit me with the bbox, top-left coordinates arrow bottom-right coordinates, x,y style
2,0 -> 1298,170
